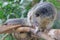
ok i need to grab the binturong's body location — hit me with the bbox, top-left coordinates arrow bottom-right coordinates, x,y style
4,18 -> 28,25
4,2 -> 57,40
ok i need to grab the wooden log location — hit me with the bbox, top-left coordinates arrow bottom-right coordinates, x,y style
0,25 -> 21,34
0,24 -> 60,40
0,25 -> 34,34
15,27 -> 35,33
48,29 -> 60,40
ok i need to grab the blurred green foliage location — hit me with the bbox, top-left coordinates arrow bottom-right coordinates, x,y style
0,0 -> 60,40
0,0 -> 32,20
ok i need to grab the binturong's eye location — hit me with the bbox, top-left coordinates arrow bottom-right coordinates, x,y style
35,13 -> 40,17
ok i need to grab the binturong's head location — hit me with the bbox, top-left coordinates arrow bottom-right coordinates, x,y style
27,2 -> 57,31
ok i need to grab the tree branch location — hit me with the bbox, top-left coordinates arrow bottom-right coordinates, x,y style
0,25 -> 60,40
0,25 -> 34,34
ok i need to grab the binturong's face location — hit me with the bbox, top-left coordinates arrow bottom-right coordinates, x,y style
27,2 -> 57,30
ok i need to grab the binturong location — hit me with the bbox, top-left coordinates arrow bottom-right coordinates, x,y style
4,2 -> 57,33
